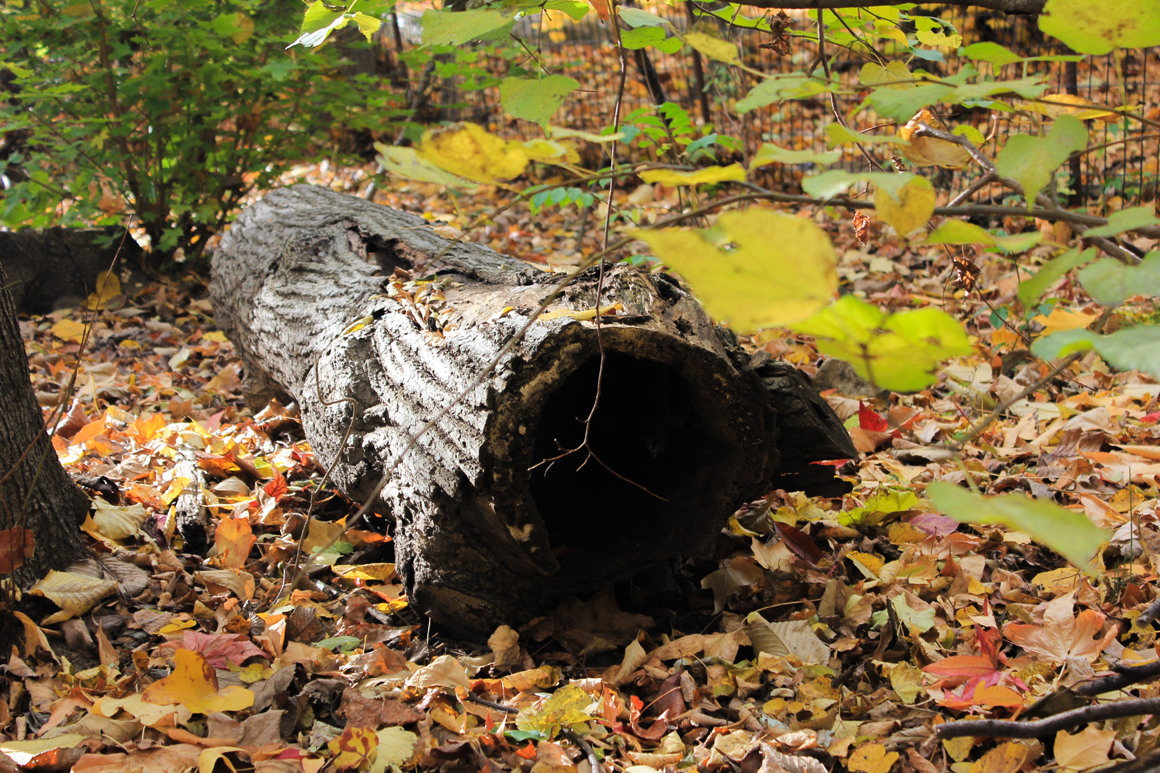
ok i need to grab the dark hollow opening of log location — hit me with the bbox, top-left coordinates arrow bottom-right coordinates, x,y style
528,351 -> 720,566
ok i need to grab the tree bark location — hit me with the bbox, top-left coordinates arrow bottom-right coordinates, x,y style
0,259 -> 89,587
211,185 -> 854,633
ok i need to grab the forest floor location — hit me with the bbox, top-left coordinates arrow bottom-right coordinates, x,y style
6,158 -> 1160,773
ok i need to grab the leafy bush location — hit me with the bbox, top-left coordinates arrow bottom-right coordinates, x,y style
0,0 -> 400,262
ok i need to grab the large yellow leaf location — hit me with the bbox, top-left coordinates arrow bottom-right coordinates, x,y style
640,164 -> 746,186
416,123 -> 529,184
141,649 -> 254,714
31,570 -> 117,614
875,176 -> 935,235
635,208 -> 838,333
897,110 -> 972,168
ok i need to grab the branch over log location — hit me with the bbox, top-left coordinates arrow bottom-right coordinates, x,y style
211,186 -> 854,632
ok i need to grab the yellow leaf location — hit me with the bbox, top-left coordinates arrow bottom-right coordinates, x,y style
202,331 -> 230,343
969,742 -> 1032,773
200,747 -> 246,773
375,144 -> 479,189
416,123 -> 529,184
849,742 -> 899,773
89,497 -> 149,540
329,726 -> 379,770
50,318 -> 88,342
141,649 -> 254,714
681,31 -> 738,64
1053,727 -> 1114,772
859,61 -> 912,89
332,563 -> 397,582
370,727 -> 418,773
635,208 -> 837,333
875,176 -> 935,235
30,570 -> 117,614
229,12 -> 254,44
521,138 -> 579,164
1028,93 -> 1121,123
85,271 -> 121,310
640,164 -> 746,186
898,109 -> 972,168
1031,308 -> 1099,335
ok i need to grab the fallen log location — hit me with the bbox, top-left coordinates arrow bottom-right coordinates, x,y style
210,185 -> 855,633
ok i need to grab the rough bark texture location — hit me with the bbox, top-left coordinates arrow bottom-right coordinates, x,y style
211,185 -> 855,633
0,259 -> 89,587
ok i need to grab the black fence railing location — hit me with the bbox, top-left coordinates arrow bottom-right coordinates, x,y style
366,4 -> 1158,206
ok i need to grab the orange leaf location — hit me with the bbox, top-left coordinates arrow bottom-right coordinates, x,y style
328,726 -> 379,770
71,417 -> 107,448
128,413 -> 167,443
0,527 -> 35,575
141,649 -> 254,714
922,655 -> 1000,679
587,0 -> 609,20
215,517 -> 255,571
263,470 -> 288,501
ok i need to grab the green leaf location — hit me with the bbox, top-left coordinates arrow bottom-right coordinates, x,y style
1039,0 -> 1160,54
927,481 -> 1108,574
922,220 -> 1043,252
634,208 -> 838,333
1017,247 -> 1096,306
801,170 -> 915,201
618,6 -> 667,27
792,295 -> 973,392
960,41 -> 1024,66
1032,325 -> 1160,379
639,164 -> 746,186
1078,252 -> 1160,307
995,115 -> 1087,208
352,12 -> 381,41
544,0 -> 588,20
1083,206 -> 1160,238
420,9 -> 511,47
912,16 -> 961,48
824,123 -> 906,147
867,83 -> 954,122
620,26 -> 682,53
289,1 -> 346,47
499,76 -> 579,127
750,143 -> 841,169
736,75 -> 832,112
681,31 -> 738,64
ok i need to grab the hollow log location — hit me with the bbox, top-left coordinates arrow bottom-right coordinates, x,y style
210,185 -> 855,633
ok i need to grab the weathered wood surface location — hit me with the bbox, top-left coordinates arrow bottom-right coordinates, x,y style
211,185 -> 855,633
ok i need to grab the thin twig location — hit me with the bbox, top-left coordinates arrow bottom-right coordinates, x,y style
935,697 -> 1160,739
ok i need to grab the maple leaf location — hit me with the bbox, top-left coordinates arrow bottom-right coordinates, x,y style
141,649 -> 254,714
1002,592 -> 1117,666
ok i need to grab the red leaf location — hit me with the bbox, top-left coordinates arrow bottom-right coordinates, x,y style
774,521 -> 823,563
858,402 -> 888,432
922,655 -> 1000,680
0,527 -> 35,575
264,470 -> 288,501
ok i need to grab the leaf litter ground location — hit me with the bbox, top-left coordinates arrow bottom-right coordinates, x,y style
6,170 -> 1160,773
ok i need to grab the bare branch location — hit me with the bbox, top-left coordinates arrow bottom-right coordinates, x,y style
936,698 -> 1160,740
729,0 -> 1044,12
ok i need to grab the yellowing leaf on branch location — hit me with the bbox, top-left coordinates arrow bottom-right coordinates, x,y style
634,208 -> 838,333
681,31 -> 739,64
141,649 -> 254,714
1027,93 -> 1121,122
897,109 -> 972,168
875,176 -> 935,235
639,164 -> 746,186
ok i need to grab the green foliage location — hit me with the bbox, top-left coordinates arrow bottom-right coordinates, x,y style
1,0 -> 395,261
792,296 -> 974,392
994,116 -> 1088,208
928,482 -> 1109,573
1032,326 -> 1160,381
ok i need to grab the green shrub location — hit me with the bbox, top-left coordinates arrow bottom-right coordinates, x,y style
1,0 -> 400,263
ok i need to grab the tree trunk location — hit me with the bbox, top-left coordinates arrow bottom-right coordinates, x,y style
211,185 -> 855,633
0,259 -> 89,588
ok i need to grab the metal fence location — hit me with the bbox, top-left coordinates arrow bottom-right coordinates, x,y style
365,4 -> 1159,206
